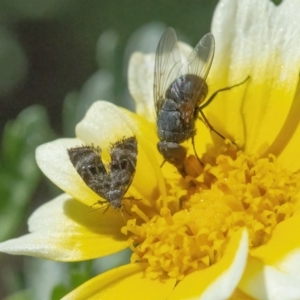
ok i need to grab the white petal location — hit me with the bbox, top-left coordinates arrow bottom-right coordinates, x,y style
210,0 -> 300,153
240,251 -> 300,300
212,0 -> 300,82
76,101 -> 136,147
36,138 -> 100,205
128,52 -> 156,121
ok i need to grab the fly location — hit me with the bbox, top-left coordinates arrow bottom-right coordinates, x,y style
154,27 -> 248,176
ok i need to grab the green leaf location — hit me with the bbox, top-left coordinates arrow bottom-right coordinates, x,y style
0,105 -> 55,241
3,289 -> 32,300
51,285 -> 69,300
62,91 -> 79,137
70,260 -> 93,289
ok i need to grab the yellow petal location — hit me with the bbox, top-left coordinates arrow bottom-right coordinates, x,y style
62,263 -> 176,300
193,117 -> 221,157
229,288 -> 256,300
0,194 -> 128,261
268,84 -> 300,171
209,0 -> 300,156
250,214 -> 300,264
168,228 -> 248,300
119,107 -> 170,199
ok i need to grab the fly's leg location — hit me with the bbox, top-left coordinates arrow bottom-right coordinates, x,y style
191,134 -> 203,166
198,109 -> 236,145
199,76 -> 250,110
198,110 -> 227,141
160,160 -> 166,168
196,76 -> 250,142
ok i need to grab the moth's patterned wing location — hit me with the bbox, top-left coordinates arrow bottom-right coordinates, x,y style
67,145 -> 109,200
67,136 -> 138,210
107,136 -> 138,207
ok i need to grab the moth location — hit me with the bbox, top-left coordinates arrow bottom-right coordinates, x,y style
67,136 -> 138,211
154,27 -> 248,176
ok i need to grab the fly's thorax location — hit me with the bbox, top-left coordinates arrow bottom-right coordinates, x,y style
165,74 -> 208,106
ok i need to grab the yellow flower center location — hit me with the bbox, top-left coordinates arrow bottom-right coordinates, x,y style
122,142 -> 300,280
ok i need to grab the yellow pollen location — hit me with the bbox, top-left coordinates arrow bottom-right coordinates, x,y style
122,143 -> 300,280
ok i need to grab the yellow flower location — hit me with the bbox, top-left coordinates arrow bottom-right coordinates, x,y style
1,0 -> 300,299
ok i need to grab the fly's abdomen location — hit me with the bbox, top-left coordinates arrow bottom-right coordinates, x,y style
157,99 -> 190,143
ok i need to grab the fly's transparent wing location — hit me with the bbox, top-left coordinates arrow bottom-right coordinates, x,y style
154,27 -> 182,114
183,33 -> 215,80
179,33 -> 215,111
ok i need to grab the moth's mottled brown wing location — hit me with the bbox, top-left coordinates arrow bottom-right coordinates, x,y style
67,136 -> 138,210
109,136 -> 138,199
67,145 -> 109,200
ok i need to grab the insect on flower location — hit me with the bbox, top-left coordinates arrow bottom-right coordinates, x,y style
154,27 -> 249,176
67,136 -> 138,212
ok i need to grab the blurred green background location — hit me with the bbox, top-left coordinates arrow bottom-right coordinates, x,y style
0,0 -> 280,299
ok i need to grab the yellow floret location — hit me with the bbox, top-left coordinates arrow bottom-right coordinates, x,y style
122,142 -> 300,280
